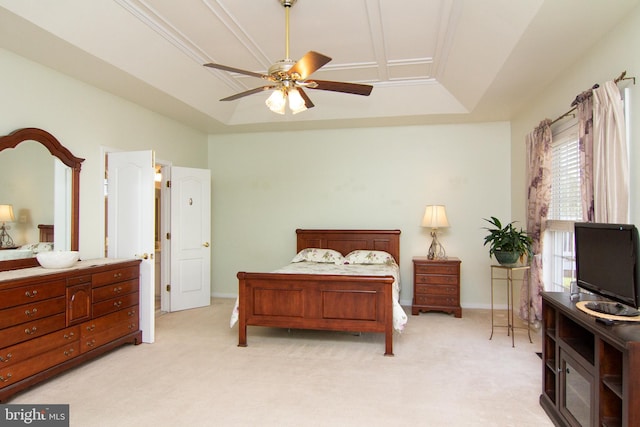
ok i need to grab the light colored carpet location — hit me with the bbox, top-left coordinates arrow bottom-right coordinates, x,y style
9,298 -> 553,427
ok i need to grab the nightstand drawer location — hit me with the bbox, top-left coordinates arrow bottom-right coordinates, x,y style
414,294 -> 458,307
414,264 -> 458,275
415,284 -> 457,296
415,274 -> 458,285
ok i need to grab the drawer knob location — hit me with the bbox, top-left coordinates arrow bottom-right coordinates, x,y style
0,373 -> 12,383
25,308 -> 38,317
24,327 -> 37,335
127,310 -> 136,317
86,339 -> 96,348
24,290 -> 38,298
64,348 -> 75,357
0,353 -> 12,363
113,286 -> 123,293
113,300 -> 123,308
86,324 -> 96,332
64,332 -> 75,340
113,272 -> 123,279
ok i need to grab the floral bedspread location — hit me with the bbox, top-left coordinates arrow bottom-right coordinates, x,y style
230,262 -> 408,332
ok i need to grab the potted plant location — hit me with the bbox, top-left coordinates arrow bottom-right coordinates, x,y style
483,216 -> 533,265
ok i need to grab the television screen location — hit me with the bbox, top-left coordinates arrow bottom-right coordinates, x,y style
574,222 -> 640,314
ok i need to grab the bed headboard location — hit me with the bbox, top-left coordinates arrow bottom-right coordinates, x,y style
38,224 -> 54,243
296,229 -> 401,264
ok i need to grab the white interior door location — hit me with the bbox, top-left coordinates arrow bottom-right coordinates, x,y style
169,166 -> 211,311
107,150 -> 155,343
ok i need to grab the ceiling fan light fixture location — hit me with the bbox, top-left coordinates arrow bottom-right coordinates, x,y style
288,88 -> 307,114
266,89 -> 286,114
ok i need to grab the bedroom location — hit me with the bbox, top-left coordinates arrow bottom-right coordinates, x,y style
0,0 -> 639,424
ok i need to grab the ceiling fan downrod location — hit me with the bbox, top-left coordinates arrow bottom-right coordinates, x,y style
280,0 -> 297,61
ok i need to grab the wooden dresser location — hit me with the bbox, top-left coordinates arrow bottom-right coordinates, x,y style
0,259 -> 141,401
412,257 -> 462,317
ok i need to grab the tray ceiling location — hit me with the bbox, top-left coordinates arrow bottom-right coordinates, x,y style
0,0 -> 638,133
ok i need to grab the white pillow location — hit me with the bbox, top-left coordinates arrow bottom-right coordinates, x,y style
344,250 -> 397,265
291,248 -> 345,264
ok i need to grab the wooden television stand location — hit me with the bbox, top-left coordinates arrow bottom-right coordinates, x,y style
540,292 -> 640,427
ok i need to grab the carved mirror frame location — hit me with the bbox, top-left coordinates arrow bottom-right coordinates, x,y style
0,128 -> 84,271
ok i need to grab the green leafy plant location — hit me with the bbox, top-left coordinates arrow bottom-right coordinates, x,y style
483,216 -> 533,263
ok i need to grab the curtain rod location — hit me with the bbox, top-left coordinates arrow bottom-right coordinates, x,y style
550,70 -> 635,126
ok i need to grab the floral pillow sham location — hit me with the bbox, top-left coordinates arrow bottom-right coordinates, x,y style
291,248 -> 345,264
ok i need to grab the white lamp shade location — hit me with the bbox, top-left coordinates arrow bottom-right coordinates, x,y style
422,205 -> 449,229
0,205 -> 14,222
265,90 -> 286,114
288,88 -> 307,114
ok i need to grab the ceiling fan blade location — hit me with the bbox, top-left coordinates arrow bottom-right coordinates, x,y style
287,51 -> 332,80
220,85 -> 279,101
297,88 -> 315,109
204,63 -> 271,80
307,79 -> 373,96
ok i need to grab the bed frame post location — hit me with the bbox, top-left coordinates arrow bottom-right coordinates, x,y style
237,272 -> 248,347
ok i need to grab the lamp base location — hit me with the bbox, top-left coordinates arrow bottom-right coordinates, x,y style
0,223 -> 14,248
427,230 -> 446,260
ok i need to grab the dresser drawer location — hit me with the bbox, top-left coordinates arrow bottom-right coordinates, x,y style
81,307 -> 139,352
415,284 -> 458,296
0,326 -> 80,368
92,292 -> 139,318
414,264 -> 458,275
415,274 -> 458,285
92,266 -> 139,287
414,294 -> 458,307
92,278 -> 139,303
0,313 -> 67,351
0,341 -> 80,388
0,297 -> 65,329
0,280 -> 66,310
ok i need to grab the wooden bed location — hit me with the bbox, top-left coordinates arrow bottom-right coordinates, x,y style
236,229 -> 401,356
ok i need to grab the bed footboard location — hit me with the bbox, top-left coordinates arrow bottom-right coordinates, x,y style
237,272 -> 395,356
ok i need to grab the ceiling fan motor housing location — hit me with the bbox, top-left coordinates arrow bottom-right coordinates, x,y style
281,0 -> 297,7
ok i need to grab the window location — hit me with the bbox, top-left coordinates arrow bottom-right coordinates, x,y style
544,120 -> 581,292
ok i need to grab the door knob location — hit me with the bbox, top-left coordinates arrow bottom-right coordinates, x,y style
203,242 -> 210,248
135,253 -> 150,260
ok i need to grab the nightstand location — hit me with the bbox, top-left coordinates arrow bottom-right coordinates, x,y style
412,257 -> 461,317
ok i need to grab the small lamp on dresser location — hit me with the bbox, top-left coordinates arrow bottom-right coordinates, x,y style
422,205 -> 449,259
0,204 -> 15,248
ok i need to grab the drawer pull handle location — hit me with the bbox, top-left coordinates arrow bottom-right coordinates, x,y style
128,323 -> 136,330
113,272 -> 122,279
0,373 -> 12,383
113,301 -> 123,308
127,310 -> 136,317
0,353 -> 12,363
25,308 -> 38,317
113,286 -> 123,293
25,290 -> 38,298
86,339 -> 96,348
24,327 -> 37,335
64,348 -> 75,357
86,325 -> 96,332
64,332 -> 75,340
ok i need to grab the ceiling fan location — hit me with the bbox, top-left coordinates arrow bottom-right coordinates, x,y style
203,0 -> 373,114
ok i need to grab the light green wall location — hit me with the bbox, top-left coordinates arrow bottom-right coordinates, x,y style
209,123 -> 512,307
0,48 -> 208,259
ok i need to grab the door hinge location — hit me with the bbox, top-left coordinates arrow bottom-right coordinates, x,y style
166,232 -> 171,240
166,180 -> 171,188
166,284 -> 171,292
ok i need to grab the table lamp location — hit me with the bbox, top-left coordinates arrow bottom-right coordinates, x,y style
422,205 -> 449,259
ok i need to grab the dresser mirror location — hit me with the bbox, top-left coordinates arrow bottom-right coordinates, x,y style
0,128 -> 83,271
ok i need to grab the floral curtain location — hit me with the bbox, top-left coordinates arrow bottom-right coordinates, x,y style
522,119 -> 552,321
576,90 -> 595,222
592,81 -> 629,223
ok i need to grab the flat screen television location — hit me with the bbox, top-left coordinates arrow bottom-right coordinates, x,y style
574,222 -> 640,317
